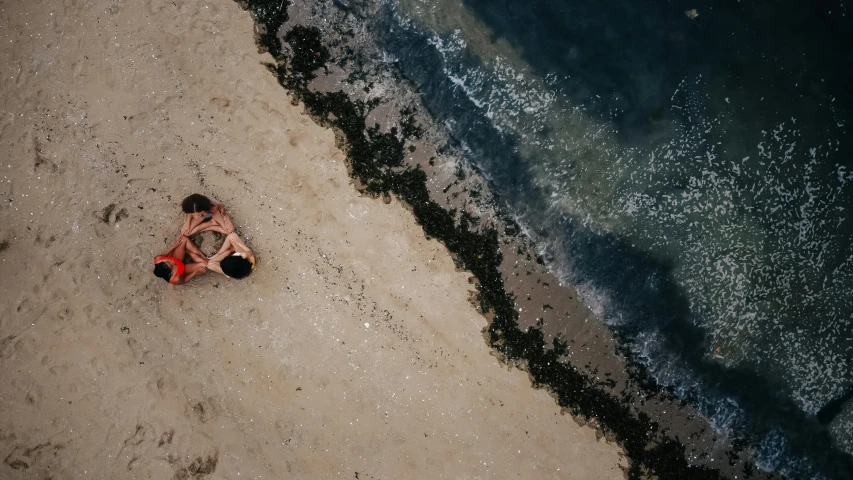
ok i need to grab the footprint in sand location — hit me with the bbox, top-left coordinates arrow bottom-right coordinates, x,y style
25,385 -> 44,406
147,0 -> 167,15
0,335 -> 17,359
210,97 -> 230,111
187,399 -> 216,424
34,229 -> 58,249
122,423 -> 152,448
157,429 -> 175,448
145,366 -> 178,398
3,442 -> 63,473
182,384 -> 218,424
88,356 -> 109,378
0,331 -> 36,363
39,344 -> 57,366
116,422 -> 158,472
167,450 -> 219,480
94,203 -> 129,225
24,128 -> 65,177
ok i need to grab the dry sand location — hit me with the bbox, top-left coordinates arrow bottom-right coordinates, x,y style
0,0 -> 626,478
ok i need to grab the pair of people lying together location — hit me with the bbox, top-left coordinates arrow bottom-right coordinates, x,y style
153,194 -> 255,285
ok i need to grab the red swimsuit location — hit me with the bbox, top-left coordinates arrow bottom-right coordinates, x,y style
154,256 -> 185,284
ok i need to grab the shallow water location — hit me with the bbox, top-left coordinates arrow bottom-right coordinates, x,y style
360,0 -> 853,477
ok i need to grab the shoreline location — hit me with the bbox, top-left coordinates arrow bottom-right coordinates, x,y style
242,1 -> 802,478
0,0 -> 627,478
255,0 -> 853,477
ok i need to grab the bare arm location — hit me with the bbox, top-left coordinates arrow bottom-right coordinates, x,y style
227,232 -> 253,258
186,211 -> 232,235
189,222 -> 228,235
180,215 -> 193,236
182,213 -> 207,236
173,262 -> 207,285
159,236 -> 188,258
205,235 -> 234,277
206,260 -> 224,276
208,235 -> 235,263
211,208 -> 235,234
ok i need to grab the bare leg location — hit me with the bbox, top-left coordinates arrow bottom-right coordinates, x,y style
184,238 -> 207,264
181,262 -> 208,283
171,237 -> 188,261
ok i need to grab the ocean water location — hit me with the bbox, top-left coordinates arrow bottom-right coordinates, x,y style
343,0 -> 853,477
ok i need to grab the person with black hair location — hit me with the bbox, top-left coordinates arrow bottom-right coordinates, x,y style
153,236 -> 208,285
153,192 -> 254,284
179,196 -> 253,279
181,193 -> 215,215
206,232 -> 254,279
180,193 -> 225,236
186,205 -> 253,279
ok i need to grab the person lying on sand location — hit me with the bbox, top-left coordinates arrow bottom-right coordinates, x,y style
153,236 -> 208,285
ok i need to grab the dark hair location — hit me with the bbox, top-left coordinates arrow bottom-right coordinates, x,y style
221,255 -> 253,279
181,194 -> 214,214
153,262 -> 173,282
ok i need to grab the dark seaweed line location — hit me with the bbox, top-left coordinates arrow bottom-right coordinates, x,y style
233,1 -> 740,478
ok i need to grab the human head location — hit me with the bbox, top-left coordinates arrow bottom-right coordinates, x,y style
153,262 -> 173,282
181,194 -> 214,214
221,255 -> 253,279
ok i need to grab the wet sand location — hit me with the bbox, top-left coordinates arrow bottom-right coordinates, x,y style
258,1 -> 779,477
0,0 -> 625,478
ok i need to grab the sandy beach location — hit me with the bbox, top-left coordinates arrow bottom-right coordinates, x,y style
0,0 -> 626,478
